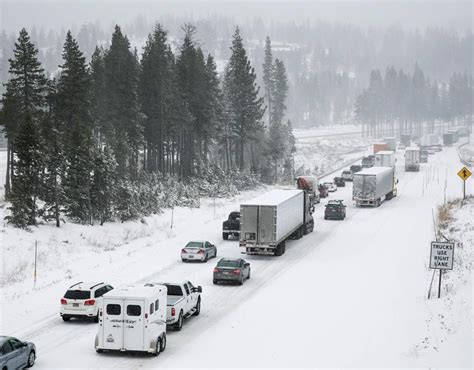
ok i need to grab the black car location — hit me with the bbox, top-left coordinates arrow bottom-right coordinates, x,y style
222,211 -> 240,240
324,200 -> 346,220
350,164 -> 363,173
213,258 -> 250,285
361,156 -> 374,168
333,176 -> 345,187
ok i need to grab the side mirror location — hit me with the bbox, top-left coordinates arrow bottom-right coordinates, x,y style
197,286 -> 202,293
22,342 -> 28,347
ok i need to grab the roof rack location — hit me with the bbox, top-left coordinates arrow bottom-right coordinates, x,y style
89,282 -> 104,290
69,281 -> 83,289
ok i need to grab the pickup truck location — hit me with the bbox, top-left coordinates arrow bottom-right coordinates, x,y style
159,281 -> 202,331
222,211 -> 240,240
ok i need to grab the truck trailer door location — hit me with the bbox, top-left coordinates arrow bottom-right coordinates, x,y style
102,298 -> 124,350
241,205 -> 258,243
124,300 -> 145,351
258,206 -> 276,244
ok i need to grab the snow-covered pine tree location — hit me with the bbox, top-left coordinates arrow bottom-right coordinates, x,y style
1,28 -> 46,199
225,27 -> 265,171
90,46 -> 107,145
6,114 -> 43,227
57,31 -> 94,224
91,146 -> 117,225
104,25 -> 141,179
262,36 -> 273,127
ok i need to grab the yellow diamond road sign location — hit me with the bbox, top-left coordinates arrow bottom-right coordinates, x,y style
457,166 -> 472,181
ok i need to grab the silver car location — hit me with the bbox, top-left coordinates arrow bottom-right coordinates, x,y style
213,258 -> 251,285
181,241 -> 217,262
0,336 -> 36,369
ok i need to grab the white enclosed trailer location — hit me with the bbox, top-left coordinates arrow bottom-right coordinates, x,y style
352,167 -> 397,207
405,147 -> 420,171
239,189 -> 314,256
375,151 -> 396,168
95,283 -> 167,355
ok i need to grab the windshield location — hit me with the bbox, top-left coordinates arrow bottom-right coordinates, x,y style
64,290 -> 90,300
164,284 -> 183,296
217,260 -> 239,268
229,213 -> 240,221
185,241 -> 203,249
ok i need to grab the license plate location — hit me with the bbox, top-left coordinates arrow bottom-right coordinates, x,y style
73,303 -> 79,307
188,255 -> 194,259
223,272 -> 229,275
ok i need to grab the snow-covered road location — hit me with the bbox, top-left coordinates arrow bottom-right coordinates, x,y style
2,142 -> 472,369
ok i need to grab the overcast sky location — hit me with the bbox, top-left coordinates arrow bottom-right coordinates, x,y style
0,0 -> 472,33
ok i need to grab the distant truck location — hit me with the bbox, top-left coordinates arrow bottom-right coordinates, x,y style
158,281 -> 202,331
353,167 -> 397,207
95,283 -> 167,355
383,137 -> 397,151
239,189 -> 314,256
375,150 -> 396,168
400,134 -> 411,147
448,129 -> 459,143
296,176 -> 320,206
405,147 -> 420,171
373,142 -> 388,154
222,211 -> 240,240
443,133 -> 453,146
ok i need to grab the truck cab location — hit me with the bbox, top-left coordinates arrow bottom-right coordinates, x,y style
222,212 -> 240,240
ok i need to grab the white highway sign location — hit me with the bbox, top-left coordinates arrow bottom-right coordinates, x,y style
430,241 -> 455,270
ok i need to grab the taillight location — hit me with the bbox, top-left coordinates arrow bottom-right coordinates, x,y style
171,307 -> 176,316
61,298 -> 67,305
181,249 -> 187,253
197,249 -> 204,254
213,268 -> 220,273
233,269 -> 241,275
84,299 -> 96,306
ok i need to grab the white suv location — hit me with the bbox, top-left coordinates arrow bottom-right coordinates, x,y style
60,281 -> 113,322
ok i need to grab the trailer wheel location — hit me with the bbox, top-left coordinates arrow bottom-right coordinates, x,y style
160,334 -> 167,352
154,338 -> 162,356
223,233 -> 228,240
96,348 -> 104,353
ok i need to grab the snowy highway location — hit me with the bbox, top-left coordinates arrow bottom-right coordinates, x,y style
3,142 -> 471,369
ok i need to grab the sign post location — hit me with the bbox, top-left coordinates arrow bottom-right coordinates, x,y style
457,166 -> 472,200
429,241 -> 455,298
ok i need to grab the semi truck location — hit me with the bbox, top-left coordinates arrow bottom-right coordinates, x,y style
375,151 -> 395,168
383,137 -> 397,151
352,167 -> 397,207
295,176 -> 320,206
443,133 -> 453,146
239,189 -> 314,256
405,147 -> 420,171
400,134 -> 411,147
373,142 -> 388,154
448,129 -> 459,143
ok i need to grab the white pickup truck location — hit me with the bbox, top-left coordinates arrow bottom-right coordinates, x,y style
157,281 -> 202,331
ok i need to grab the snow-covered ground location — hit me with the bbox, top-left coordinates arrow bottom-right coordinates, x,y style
0,135 -> 472,369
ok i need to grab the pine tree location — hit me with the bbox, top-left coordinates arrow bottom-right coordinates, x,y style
90,46 -> 107,145
91,147 -> 117,225
262,36 -> 273,126
6,114 -> 43,227
56,31 -> 93,223
225,27 -> 265,171
271,58 -> 288,127
104,25 -> 142,179
1,28 -> 46,199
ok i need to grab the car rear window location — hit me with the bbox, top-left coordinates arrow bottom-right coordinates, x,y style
164,284 -> 183,296
127,305 -> 141,316
217,260 -> 239,268
64,290 -> 90,300
106,304 -> 121,315
185,242 -> 203,249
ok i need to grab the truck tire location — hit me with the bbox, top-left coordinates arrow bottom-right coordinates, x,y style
193,298 -> 201,316
174,312 -> 183,331
223,233 -> 228,240
62,316 -> 70,322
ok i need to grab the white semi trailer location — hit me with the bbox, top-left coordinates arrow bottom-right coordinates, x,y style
352,167 -> 397,207
375,151 -> 396,168
405,147 -> 420,171
239,189 -> 314,256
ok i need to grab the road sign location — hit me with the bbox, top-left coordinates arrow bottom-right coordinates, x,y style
430,241 -> 454,270
457,166 -> 472,181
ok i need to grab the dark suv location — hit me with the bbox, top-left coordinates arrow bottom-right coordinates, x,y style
350,164 -> 363,173
222,212 -> 240,240
334,177 -> 345,187
324,200 -> 346,220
